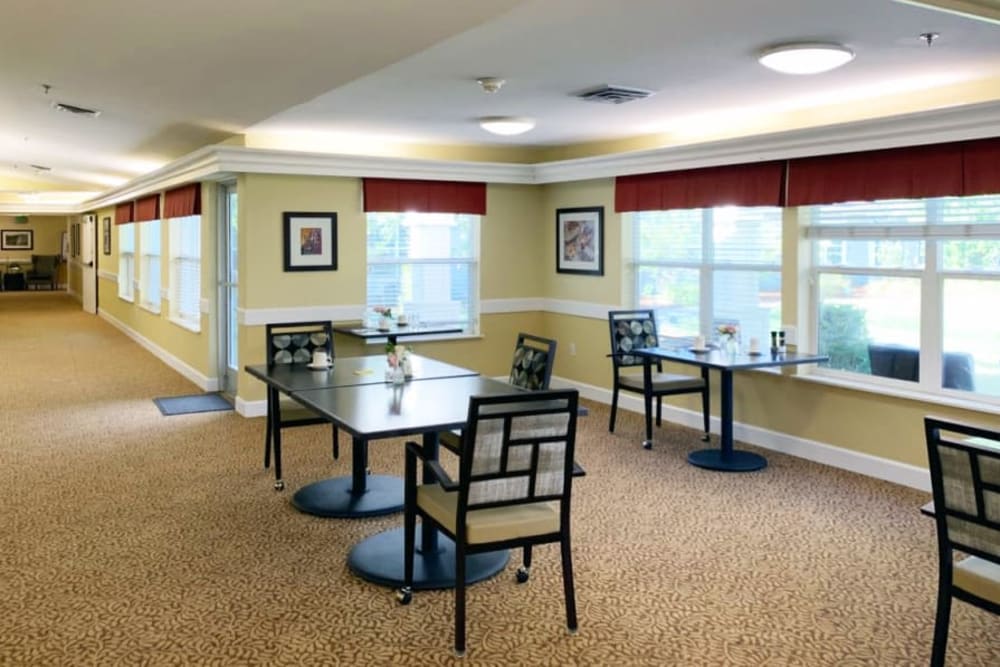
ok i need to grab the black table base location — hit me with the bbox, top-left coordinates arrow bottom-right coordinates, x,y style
688,448 -> 767,472
348,527 -> 509,590
291,474 -> 403,518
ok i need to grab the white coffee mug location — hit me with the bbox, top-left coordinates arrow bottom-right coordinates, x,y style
749,337 -> 761,353
694,335 -> 706,349
396,313 -> 408,325
311,349 -> 330,367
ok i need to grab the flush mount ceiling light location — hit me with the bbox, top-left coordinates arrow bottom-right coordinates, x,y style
478,116 -> 536,136
758,42 -> 855,75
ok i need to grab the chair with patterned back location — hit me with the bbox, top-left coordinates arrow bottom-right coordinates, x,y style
397,389 -> 581,657
608,309 -> 709,448
264,321 -> 339,479
508,332 -> 557,390
924,416 -> 1000,666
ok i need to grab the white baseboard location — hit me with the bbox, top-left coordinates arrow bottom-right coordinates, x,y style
238,397 -> 266,418
99,310 -> 220,392
548,375 -> 930,492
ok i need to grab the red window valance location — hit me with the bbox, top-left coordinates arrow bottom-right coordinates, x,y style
163,183 -> 202,218
786,143 -> 965,207
614,161 -> 786,212
363,178 -> 486,214
962,137 -> 1000,197
114,202 -> 134,225
134,194 -> 160,222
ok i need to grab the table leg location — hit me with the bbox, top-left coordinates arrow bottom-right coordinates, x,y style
270,387 -> 284,490
347,431 -> 508,589
642,356 -> 654,449
687,369 -> 767,471
291,435 -> 404,518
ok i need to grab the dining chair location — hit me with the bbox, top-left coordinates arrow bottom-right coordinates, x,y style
264,321 -> 340,481
397,389 -> 581,657
607,309 -> 709,447
26,254 -> 59,290
924,416 -> 1000,666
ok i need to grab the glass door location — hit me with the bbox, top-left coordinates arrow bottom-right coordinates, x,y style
218,183 -> 239,397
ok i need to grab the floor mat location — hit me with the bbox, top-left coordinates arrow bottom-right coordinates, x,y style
153,392 -> 233,416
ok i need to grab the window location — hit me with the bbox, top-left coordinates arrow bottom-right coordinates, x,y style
366,212 -> 478,331
808,194 -> 1000,399
630,206 -> 782,345
118,225 -> 135,301
138,220 -> 161,313
168,215 -> 201,331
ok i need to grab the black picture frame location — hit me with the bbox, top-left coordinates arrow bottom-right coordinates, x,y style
102,217 -> 112,255
1,229 -> 33,251
282,211 -> 338,272
556,206 -> 604,276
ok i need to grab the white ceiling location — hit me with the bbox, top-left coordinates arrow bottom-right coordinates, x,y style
2,0 -> 1000,207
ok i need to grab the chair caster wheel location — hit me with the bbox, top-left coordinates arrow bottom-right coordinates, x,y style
516,566 -> 530,583
396,587 -> 412,605
642,440 -> 653,450
273,480 -> 285,491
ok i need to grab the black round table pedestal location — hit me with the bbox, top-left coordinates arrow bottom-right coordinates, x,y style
348,527 -> 509,590
688,448 -> 767,472
291,475 -> 403,518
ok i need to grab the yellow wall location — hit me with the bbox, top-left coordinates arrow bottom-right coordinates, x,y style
0,215 -> 67,273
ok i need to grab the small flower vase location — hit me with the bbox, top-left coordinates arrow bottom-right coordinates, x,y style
723,334 -> 739,356
378,316 -> 391,330
391,365 -> 406,385
402,356 -> 413,378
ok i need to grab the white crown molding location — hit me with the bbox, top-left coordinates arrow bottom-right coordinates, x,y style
533,99 -> 1000,183
8,100 -> 1000,217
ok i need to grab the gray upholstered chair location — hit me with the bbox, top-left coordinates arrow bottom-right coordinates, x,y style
264,321 -> 339,487
398,389 -> 581,657
924,416 -> 1000,666
26,255 -> 59,290
608,309 -> 709,448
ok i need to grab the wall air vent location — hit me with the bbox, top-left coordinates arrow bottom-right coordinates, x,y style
51,101 -> 101,117
29,164 -> 51,171
576,85 -> 655,104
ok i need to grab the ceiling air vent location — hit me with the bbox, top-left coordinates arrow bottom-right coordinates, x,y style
576,85 -> 655,104
51,101 -> 101,117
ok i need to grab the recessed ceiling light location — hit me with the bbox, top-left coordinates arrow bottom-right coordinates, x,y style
51,101 -> 101,117
758,42 -> 855,75
478,116 -> 536,136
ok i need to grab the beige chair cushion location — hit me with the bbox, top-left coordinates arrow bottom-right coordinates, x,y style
618,372 -> 704,392
417,484 -> 559,544
954,555 -> 1000,605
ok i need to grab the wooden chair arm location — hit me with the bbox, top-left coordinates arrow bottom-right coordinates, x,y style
404,440 -> 459,490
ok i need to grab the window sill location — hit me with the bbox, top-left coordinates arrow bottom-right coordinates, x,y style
792,368 -> 1000,416
139,302 -> 161,315
118,295 -> 135,304
169,316 -> 201,334
363,331 -> 483,347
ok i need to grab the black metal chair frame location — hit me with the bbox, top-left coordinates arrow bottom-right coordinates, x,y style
924,416 -> 1000,666
607,309 -> 710,448
263,321 -> 339,488
399,389 -> 581,657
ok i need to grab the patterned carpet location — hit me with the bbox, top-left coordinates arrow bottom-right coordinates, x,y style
1,292 -> 997,665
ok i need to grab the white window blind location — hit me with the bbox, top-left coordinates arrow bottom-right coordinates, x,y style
169,215 -> 201,330
366,212 -> 478,330
117,224 -> 135,301
139,220 -> 161,313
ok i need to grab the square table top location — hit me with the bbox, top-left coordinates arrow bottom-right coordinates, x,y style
245,354 -> 477,393
291,375 -> 521,440
633,346 -> 829,371
333,321 -> 463,341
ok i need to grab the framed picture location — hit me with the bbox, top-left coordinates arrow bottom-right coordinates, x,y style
102,217 -> 112,255
283,211 -> 338,272
556,206 -> 604,276
1,229 -> 33,251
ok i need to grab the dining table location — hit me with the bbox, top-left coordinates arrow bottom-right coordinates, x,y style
244,355 -> 477,511
633,346 -> 829,472
290,374 -> 526,589
333,320 -> 464,346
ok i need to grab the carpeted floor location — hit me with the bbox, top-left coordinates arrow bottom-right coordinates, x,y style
1,292 -> 997,665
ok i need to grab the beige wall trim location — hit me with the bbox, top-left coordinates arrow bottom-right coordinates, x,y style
98,269 -> 116,281
98,309 -> 219,392
240,304 -> 362,326
549,375 -> 931,492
